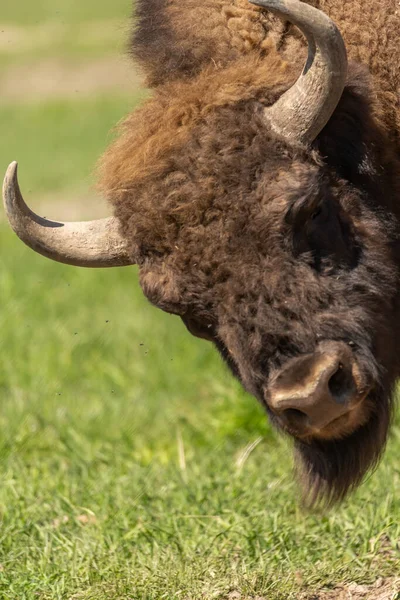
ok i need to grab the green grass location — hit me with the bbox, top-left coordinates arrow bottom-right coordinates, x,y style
1,0 -> 400,597
0,0 -> 134,68
1,0 -> 132,26
0,23 -> 128,68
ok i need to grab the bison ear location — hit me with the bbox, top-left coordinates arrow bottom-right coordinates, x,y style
314,63 -> 381,183
139,263 -> 184,315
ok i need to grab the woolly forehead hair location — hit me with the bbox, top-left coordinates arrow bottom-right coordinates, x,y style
97,49 -> 293,234
131,0 -> 281,86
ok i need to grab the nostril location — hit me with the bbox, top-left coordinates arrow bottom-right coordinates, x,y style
328,363 -> 355,404
282,408 -> 309,429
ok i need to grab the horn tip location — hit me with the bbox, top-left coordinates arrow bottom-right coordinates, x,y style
7,160 -> 18,174
3,161 -> 18,190
3,161 -> 21,218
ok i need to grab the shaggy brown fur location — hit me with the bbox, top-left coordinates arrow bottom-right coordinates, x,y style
98,0 -> 400,505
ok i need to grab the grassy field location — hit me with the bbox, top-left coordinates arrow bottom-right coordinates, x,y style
0,0 -> 132,68
1,0 -> 130,24
0,1 -> 399,599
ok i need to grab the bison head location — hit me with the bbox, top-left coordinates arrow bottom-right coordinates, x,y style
4,0 -> 400,506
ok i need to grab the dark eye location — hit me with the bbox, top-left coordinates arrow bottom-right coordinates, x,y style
285,195 -> 323,229
181,315 -> 215,341
311,207 -> 322,220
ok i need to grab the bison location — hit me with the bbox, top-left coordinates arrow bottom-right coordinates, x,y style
3,0 -> 400,506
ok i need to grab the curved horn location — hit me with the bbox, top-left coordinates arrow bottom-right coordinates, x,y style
2,162 -> 133,268
249,0 -> 348,146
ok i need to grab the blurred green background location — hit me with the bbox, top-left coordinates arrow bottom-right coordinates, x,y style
0,2 -> 399,599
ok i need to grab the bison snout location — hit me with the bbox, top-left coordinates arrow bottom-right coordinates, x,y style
266,342 -> 368,439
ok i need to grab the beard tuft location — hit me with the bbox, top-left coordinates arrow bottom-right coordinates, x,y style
294,390 -> 393,508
